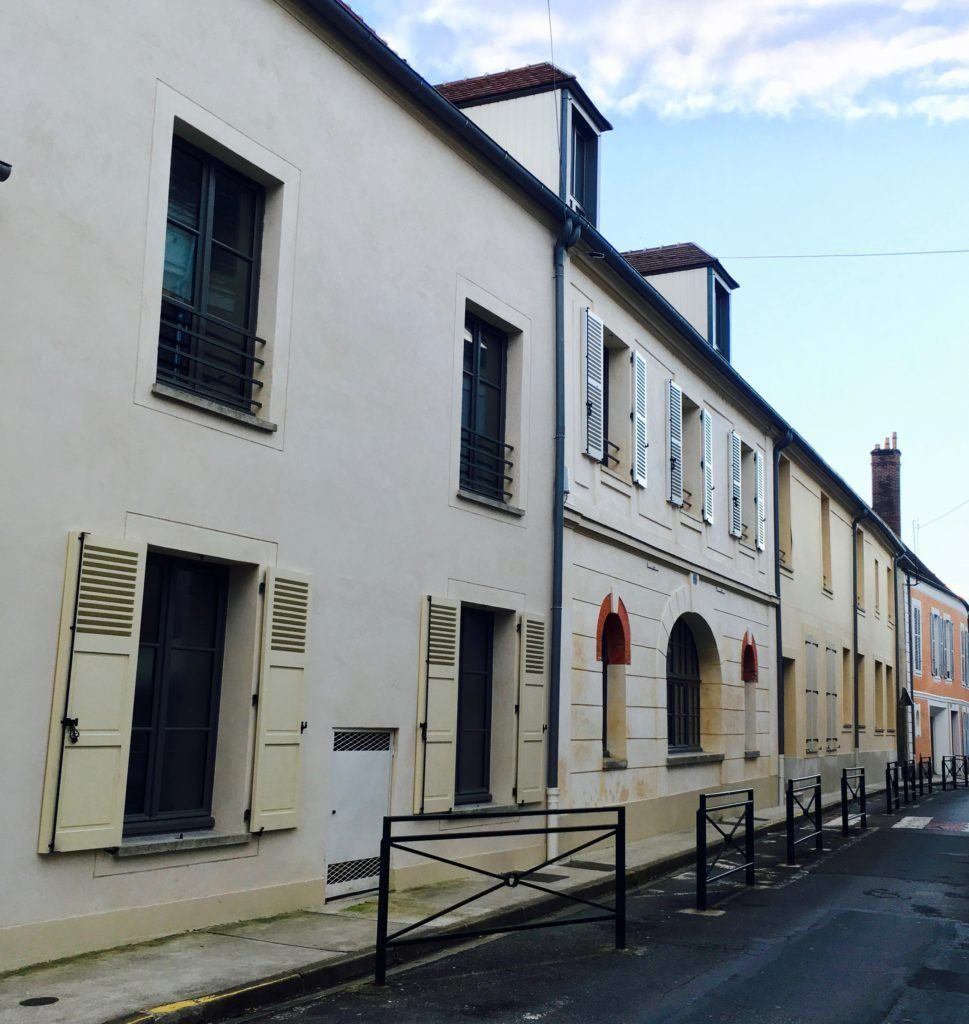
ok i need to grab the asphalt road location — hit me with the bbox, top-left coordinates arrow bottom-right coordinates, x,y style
247,788 -> 969,1024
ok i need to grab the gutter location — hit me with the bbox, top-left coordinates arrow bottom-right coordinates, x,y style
851,508 -> 873,750
773,430 -> 794,773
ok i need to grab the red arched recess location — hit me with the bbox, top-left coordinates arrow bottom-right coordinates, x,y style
741,631 -> 758,682
596,595 -> 631,665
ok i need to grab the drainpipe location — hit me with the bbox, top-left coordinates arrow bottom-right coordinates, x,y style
773,430 -> 793,802
851,509 -> 873,752
904,565 -> 917,762
892,552 -> 903,762
547,213 -> 581,859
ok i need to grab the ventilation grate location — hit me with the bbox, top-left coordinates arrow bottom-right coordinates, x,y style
524,618 -> 546,675
75,544 -> 140,637
333,730 -> 391,752
271,577 -> 309,653
427,602 -> 458,666
327,856 -> 381,886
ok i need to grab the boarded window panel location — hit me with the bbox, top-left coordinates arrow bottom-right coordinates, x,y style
414,597 -> 461,813
729,432 -> 742,538
250,569 -> 311,832
584,309 -> 605,461
825,646 -> 839,750
805,639 -> 819,754
701,410 -> 714,524
515,614 -> 548,805
38,533 -> 147,854
631,351 -> 648,487
668,381 -> 683,506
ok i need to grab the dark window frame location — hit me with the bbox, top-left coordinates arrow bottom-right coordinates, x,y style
455,607 -> 495,805
667,618 -> 702,752
460,311 -> 511,502
714,279 -> 730,360
158,136 -> 266,414
570,108 -> 598,223
124,552 -> 229,837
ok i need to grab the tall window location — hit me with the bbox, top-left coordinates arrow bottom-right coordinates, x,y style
159,138 -> 265,414
570,109 -> 598,222
455,608 -> 494,804
125,553 -> 229,835
667,618 -> 701,751
820,493 -> 832,591
912,602 -> 923,675
461,312 -> 510,502
600,612 -> 628,762
778,457 -> 793,567
714,280 -> 730,360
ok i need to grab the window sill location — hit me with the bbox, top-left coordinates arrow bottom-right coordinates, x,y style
666,751 -> 724,768
679,512 -> 703,534
448,801 -> 514,816
151,382 -> 277,433
744,749 -> 760,760
456,489 -> 525,518
111,829 -> 251,858
602,757 -> 628,772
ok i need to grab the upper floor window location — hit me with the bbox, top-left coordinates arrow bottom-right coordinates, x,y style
667,617 -> 701,751
912,601 -> 923,675
778,456 -> 793,568
159,139 -> 265,414
820,492 -> 832,591
461,312 -> 511,502
713,279 -> 730,359
570,109 -> 598,222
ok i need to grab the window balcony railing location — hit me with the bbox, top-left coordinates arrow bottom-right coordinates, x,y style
460,427 -> 513,503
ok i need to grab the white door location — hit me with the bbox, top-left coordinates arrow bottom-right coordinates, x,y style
326,729 -> 394,899
930,707 -> 950,772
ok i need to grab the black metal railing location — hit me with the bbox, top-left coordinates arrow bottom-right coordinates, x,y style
696,789 -> 754,911
374,806 -> 625,985
901,760 -> 918,805
918,755 -> 933,795
460,427 -> 514,503
885,761 -> 900,813
785,775 -> 822,865
841,767 -> 867,834
941,754 -> 969,791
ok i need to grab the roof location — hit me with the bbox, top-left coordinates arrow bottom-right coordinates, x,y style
623,243 -> 740,290
901,546 -> 968,609
435,62 -> 612,132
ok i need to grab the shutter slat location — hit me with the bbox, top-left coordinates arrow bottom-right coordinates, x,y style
584,309 -> 605,461
668,380 -> 683,506
702,410 -> 714,524
729,432 -> 743,538
632,351 -> 648,487
516,614 -> 548,805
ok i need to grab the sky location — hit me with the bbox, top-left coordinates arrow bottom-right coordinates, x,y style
352,0 -> 969,595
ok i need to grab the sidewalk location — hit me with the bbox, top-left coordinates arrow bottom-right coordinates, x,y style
0,795 -> 838,1024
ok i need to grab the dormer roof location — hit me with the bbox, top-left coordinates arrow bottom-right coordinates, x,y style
623,243 -> 739,290
435,62 -> 612,132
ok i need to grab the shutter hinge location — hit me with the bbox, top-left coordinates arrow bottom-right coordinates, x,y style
259,580 -> 266,595
252,693 -> 259,708
514,703 -> 520,715
243,808 -> 251,823
420,721 -> 427,740
512,786 -> 517,797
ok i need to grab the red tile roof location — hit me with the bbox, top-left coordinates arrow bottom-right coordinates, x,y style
623,243 -> 739,289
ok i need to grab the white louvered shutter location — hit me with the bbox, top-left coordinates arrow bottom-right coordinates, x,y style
931,612 -> 939,677
755,451 -> 766,550
515,614 -> 548,805
584,308 -> 605,462
729,432 -> 742,538
913,604 -> 922,674
415,597 -> 461,813
825,646 -> 839,751
805,639 -> 819,754
38,533 -> 147,853
947,618 -> 954,679
250,569 -> 311,832
701,410 -> 714,524
631,351 -> 648,487
668,380 -> 683,506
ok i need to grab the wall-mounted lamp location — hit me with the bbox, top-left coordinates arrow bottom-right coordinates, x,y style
0,162 -> 11,182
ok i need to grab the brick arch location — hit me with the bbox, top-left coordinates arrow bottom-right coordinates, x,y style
595,594 -> 631,665
741,631 -> 759,682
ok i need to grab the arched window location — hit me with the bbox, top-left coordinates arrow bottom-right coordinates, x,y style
597,597 -> 630,765
667,617 -> 701,751
741,632 -> 758,753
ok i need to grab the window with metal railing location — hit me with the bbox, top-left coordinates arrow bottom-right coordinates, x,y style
460,312 -> 512,502
667,617 -> 701,751
158,138 -> 266,414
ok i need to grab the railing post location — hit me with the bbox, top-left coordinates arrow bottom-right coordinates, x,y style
841,770 -> 849,836
860,768 -> 868,829
374,817 -> 391,985
814,777 -> 823,852
745,790 -> 755,887
696,795 -> 707,911
885,764 -> 893,814
615,807 -> 626,950
785,778 -> 795,865
942,756 -> 949,791
927,758 -> 934,794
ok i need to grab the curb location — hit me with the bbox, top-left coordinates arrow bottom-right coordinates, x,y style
104,791 -> 883,1024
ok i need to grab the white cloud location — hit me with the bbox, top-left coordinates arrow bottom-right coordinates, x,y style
359,0 -> 969,121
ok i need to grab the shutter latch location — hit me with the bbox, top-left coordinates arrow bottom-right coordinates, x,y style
61,717 -> 79,744
300,721 -> 308,734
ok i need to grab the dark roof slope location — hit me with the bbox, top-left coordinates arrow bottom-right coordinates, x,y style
623,243 -> 739,290
901,546 -> 968,608
435,62 -> 612,132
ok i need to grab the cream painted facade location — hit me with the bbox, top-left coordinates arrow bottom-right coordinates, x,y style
1,0 -> 561,971
778,450 -> 901,795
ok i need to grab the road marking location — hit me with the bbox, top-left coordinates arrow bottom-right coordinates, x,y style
892,816 -> 932,829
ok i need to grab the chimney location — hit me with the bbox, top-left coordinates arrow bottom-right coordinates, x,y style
871,433 -> 901,537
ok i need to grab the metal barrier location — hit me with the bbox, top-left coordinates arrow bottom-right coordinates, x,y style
374,807 -> 625,984
696,789 -> 755,911
902,760 -> 918,805
841,767 -> 867,834
961,755 -> 969,788
941,755 -> 959,791
918,755 -> 933,795
885,761 -> 900,813
785,775 -> 822,865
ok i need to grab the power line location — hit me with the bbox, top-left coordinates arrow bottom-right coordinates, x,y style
918,495 -> 969,531
723,247 -> 969,260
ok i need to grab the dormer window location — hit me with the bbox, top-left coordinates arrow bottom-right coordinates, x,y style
570,108 -> 598,223
714,278 -> 730,360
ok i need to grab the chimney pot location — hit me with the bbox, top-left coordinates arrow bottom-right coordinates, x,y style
892,431 -> 897,449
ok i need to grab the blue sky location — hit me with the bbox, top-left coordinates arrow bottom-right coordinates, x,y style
352,0 -> 969,594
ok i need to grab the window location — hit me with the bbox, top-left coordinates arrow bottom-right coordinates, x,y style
667,618 -> 701,751
825,646 -> 839,751
713,279 -> 730,360
738,438 -> 758,544
820,493 -> 832,591
804,639 -> 819,754
931,610 -> 940,677
875,660 -> 885,731
600,611 -> 628,763
741,633 -> 758,753
855,529 -> 865,609
778,457 -> 793,567
461,312 -> 510,502
841,648 -> 852,729
874,558 -> 881,615
125,553 -> 229,836
455,608 -> 495,804
887,565 -> 894,624
857,654 -> 866,729
570,108 -> 598,222
886,665 -> 894,732
158,138 -> 265,414
913,601 -> 923,675
961,625 -> 968,687
681,395 -> 703,516
944,616 -> 954,680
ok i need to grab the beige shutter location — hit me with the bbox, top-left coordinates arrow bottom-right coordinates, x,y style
414,597 -> 460,813
913,603 -> 922,674
755,450 -> 766,550
515,614 -> 548,805
631,351 -> 648,487
729,432 -> 743,538
825,645 -> 839,751
805,638 -> 819,754
668,380 -> 683,506
701,409 -> 714,524
584,308 -> 605,462
250,569 -> 311,832
38,533 -> 147,853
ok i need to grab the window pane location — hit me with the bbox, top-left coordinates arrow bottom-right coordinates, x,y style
168,147 -> 203,227
207,246 -> 252,328
212,171 -> 257,255
163,224 -> 197,302
169,565 -> 220,647
157,730 -> 209,813
124,730 -> 150,816
475,382 -> 501,438
133,648 -> 157,728
165,650 -> 216,728
477,329 -> 503,385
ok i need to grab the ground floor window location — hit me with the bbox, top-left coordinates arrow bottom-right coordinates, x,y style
124,553 -> 229,835
455,607 -> 494,804
667,617 -> 701,751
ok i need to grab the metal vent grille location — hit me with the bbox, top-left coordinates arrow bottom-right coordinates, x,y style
428,602 -> 458,666
76,544 -> 140,637
333,730 -> 391,752
327,856 -> 381,886
524,618 -> 546,675
271,578 -> 309,653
